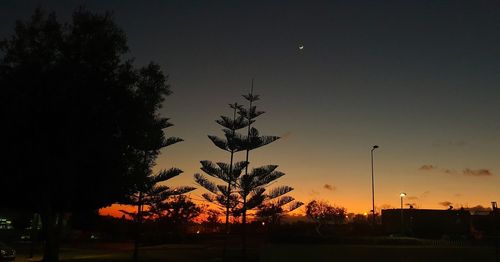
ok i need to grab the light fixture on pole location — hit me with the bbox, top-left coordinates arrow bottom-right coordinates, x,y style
400,192 -> 406,234
370,145 -> 379,226
400,192 -> 407,209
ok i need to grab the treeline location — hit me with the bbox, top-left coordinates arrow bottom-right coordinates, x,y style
0,7 -> 303,261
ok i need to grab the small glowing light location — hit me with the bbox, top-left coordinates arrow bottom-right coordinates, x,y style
261,221 -> 265,226
196,230 -> 200,234
363,212 -> 368,216
298,44 -> 304,50
400,192 -> 407,197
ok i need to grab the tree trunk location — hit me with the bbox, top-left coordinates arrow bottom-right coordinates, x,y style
223,105 -> 238,260
133,192 -> 143,262
241,198 -> 247,260
41,202 -> 60,262
29,213 -> 40,258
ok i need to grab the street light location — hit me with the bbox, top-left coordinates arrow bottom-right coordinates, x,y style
400,192 -> 407,209
400,192 -> 406,234
370,145 -> 379,226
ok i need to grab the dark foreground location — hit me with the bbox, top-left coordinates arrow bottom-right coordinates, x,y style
11,242 -> 499,262
261,244 -> 498,262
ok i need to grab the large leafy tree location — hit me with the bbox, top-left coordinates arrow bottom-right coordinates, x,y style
306,200 -> 347,236
0,8 -> 174,261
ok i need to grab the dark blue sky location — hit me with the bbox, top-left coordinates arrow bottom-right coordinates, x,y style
2,0 -> 500,212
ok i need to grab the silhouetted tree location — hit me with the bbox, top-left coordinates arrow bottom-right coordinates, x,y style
235,84 -> 302,249
194,98 -> 294,228
256,194 -> 303,226
145,195 -> 201,240
203,209 -> 222,233
194,87 -> 299,258
120,165 -> 195,261
194,102 -> 249,233
1,8 -> 175,261
151,195 -> 201,225
306,200 -> 346,236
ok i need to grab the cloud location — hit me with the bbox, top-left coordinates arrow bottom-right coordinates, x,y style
463,168 -> 492,177
421,191 -> 431,197
439,201 -> 453,207
323,184 -> 336,191
443,169 -> 458,175
419,165 -> 493,177
419,165 -> 437,171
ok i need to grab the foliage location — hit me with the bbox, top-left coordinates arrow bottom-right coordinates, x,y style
306,200 -> 347,236
200,209 -> 222,233
256,197 -> 304,226
119,167 -> 195,222
0,8 -> 174,261
194,88 -> 300,234
306,200 -> 347,225
151,195 -> 202,225
193,102 -> 248,231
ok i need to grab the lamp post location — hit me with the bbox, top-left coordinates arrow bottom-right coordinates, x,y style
400,193 -> 406,209
370,145 -> 379,226
400,192 -> 406,234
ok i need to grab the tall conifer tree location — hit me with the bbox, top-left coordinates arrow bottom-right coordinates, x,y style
194,81 -> 301,242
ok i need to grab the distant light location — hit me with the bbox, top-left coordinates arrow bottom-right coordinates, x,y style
196,230 -> 200,234
400,192 -> 407,197
261,221 -> 266,226
363,212 -> 368,216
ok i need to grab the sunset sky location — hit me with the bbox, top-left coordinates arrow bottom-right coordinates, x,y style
2,0 -> 500,215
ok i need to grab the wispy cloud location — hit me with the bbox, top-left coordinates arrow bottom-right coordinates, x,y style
443,168 -> 457,175
419,165 -> 437,171
323,184 -> 336,191
463,168 -> 492,177
418,165 -> 493,177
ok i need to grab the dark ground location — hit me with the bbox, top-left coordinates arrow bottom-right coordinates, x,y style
10,238 -> 500,262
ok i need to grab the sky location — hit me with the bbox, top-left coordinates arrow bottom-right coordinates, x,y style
2,0 -> 500,215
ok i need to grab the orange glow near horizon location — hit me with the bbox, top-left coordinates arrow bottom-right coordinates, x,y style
99,204 -> 136,218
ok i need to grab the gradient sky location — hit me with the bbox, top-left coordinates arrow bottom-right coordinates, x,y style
2,0 -> 500,214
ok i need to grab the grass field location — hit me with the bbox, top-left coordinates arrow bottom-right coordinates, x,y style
11,241 -> 499,262
260,244 -> 499,262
